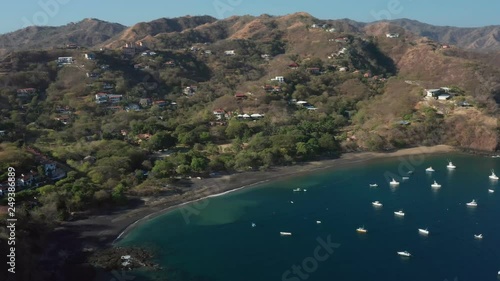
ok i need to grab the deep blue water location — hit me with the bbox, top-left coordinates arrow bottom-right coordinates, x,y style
112,153 -> 500,281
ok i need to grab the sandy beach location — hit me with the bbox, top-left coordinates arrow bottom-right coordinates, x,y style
55,144 -> 456,255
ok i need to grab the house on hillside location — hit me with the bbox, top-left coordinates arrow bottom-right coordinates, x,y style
183,86 -> 197,96
84,53 -> 95,60
224,50 -> 236,56
261,54 -> 271,60
386,33 -> 400,38
57,57 -> 74,65
213,109 -> 228,120
55,114 -> 71,125
288,63 -> 299,69
16,88 -> 37,98
108,94 -> 123,104
153,100 -> 167,108
425,88 -> 446,98
326,28 -> 336,33
307,68 -> 321,75
165,60 -> 176,67
139,98 -> 152,107
271,76 -> 285,83
95,93 -> 109,104
234,93 -> 248,100
334,37 -> 349,43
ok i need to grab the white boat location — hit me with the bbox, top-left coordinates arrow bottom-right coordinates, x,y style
290,201 -> 294,204
407,171 -> 414,175
431,181 -> 441,188
466,199 -> 477,207
394,210 -> 405,217
447,161 -> 456,169
474,234 -> 483,239
397,251 -> 411,257
293,188 -> 301,192
490,170 -> 499,180
426,166 -> 435,172
488,189 -> 495,193
402,176 -> 410,180
372,201 -> 383,207
303,189 -> 307,192
389,178 -> 400,186
356,226 -> 367,233
251,223 -> 256,228
316,220 -> 321,224
280,232 -> 292,236
369,184 -> 378,187
418,228 -> 429,235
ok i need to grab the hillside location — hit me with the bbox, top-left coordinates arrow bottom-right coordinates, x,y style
0,18 -> 126,55
373,18 -> 500,51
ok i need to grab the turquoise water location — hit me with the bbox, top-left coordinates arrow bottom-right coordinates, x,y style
115,153 -> 500,281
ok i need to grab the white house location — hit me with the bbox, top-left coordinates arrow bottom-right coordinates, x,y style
84,53 -> 95,60
386,33 -> 400,38
426,89 -> 442,97
224,50 -> 236,56
438,94 -> 451,100
57,57 -> 74,65
271,76 -> 285,83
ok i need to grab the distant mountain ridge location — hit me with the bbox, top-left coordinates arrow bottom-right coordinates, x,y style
1,14 -> 500,54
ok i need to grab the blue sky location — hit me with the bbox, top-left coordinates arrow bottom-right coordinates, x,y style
2,0 -> 500,34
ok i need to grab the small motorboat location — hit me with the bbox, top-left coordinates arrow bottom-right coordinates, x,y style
407,171 -> 414,175
369,184 -> 378,187
394,210 -> 405,217
488,189 -> 495,193
280,232 -> 292,236
418,228 -> 429,235
431,181 -> 441,188
372,201 -> 383,207
290,201 -> 294,204
447,161 -> 456,169
397,251 -> 411,257
293,188 -> 301,192
356,226 -> 367,233
251,223 -> 256,228
489,170 -> 499,180
474,234 -> 483,239
466,199 -> 477,207
316,221 -> 321,224
389,178 -> 400,186
426,167 -> 435,172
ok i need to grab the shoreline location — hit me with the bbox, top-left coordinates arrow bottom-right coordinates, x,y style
56,145 -> 458,259
106,145 -> 457,245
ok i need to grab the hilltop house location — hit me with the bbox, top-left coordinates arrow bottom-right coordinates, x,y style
224,50 -> 236,56
288,63 -> 299,69
386,33 -> 400,38
334,37 -> 349,43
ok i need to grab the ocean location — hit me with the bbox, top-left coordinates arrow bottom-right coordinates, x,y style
113,153 -> 500,281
